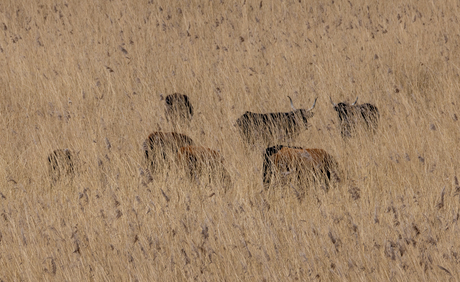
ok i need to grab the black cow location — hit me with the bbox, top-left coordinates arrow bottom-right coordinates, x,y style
165,93 -> 194,123
48,149 -> 76,183
330,97 -> 379,138
236,97 -> 317,146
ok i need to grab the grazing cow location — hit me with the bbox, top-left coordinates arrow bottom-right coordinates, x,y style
236,96 -> 317,146
47,149 -> 76,183
144,132 -> 194,173
330,97 -> 379,138
177,146 -> 232,191
165,93 -> 194,123
263,145 -> 339,193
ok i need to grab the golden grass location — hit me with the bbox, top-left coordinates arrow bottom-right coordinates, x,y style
1,0 -> 460,280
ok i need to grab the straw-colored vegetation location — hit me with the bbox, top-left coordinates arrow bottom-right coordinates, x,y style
1,0 -> 460,280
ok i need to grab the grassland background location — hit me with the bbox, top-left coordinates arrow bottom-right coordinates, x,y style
1,0 -> 460,281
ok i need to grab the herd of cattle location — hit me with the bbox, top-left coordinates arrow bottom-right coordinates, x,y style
47,93 -> 380,194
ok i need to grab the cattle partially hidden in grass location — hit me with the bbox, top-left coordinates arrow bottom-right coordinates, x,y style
177,145 -> 232,191
330,97 -> 379,138
47,148 -> 77,183
236,96 -> 317,146
165,93 -> 194,124
262,145 -> 340,195
143,132 -> 194,174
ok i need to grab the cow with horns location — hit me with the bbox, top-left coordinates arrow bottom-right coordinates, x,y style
177,145 -> 232,191
330,97 -> 380,138
262,145 -> 340,194
236,96 -> 317,146
47,148 -> 77,183
165,93 -> 194,124
143,132 -> 194,174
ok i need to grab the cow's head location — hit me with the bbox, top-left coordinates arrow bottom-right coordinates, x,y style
330,96 -> 358,122
288,96 -> 317,126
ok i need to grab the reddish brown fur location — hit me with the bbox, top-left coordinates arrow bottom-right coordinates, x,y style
178,146 -> 223,162
177,146 -> 231,190
144,132 -> 194,173
145,132 -> 194,150
274,148 -> 330,172
264,146 -> 339,191
177,146 -> 224,174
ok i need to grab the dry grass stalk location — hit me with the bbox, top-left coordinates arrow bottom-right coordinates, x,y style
1,0 -> 460,280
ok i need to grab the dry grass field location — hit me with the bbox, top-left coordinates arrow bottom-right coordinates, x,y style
1,0 -> 460,280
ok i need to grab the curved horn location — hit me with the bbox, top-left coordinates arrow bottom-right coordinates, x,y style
288,96 -> 296,111
351,96 -> 358,106
329,96 -> 337,107
307,97 -> 318,111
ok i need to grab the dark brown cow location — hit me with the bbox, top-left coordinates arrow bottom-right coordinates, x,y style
330,97 -> 379,138
177,146 -> 232,191
165,93 -> 194,123
144,132 -> 194,173
47,149 -> 76,183
236,96 -> 317,146
263,145 -> 339,192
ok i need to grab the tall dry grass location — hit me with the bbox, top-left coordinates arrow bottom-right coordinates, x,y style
1,0 -> 460,280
